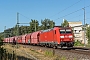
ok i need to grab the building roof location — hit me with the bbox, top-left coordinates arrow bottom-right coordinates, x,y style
68,21 -> 82,24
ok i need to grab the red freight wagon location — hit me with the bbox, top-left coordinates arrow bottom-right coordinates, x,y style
31,31 -> 41,44
14,36 -> 18,42
3,38 -> 6,43
4,38 -> 8,43
21,34 -> 27,44
9,37 -> 14,43
39,27 -> 74,48
17,36 -> 22,44
7,38 -> 10,43
26,33 -> 32,44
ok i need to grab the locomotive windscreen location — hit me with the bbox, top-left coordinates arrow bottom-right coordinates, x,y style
66,29 -> 71,33
60,29 -> 72,34
60,30 -> 65,34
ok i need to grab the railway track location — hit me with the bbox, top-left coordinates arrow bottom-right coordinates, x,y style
58,47 -> 90,55
5,43 -> 90,60
22,44 -> 90,55
70,47 -> 90,55
21,44 -> 90,60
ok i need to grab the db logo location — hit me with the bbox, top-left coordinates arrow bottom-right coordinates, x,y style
65,36 -> 68,38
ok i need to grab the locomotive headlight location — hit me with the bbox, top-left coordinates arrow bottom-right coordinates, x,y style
69,35 -> 73,38
60,36 -> 64,38
71,39 -> 73,41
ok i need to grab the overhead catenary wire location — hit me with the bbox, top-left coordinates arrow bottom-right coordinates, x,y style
16,4 -> 90,25
67,11 -> 90,20
55,5 -> 90,21
49,0 -> 82,18
19,13 -> 31,20
17,13 -> 30,25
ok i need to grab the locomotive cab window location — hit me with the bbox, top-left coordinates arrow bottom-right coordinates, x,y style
66,29 -> 71,33
60,30 -> 65,34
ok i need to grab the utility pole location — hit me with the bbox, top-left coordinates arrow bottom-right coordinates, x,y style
35,20 -> 36,32
4,26 -> 6,38
13,12 -> 19,60
17,12 -> 19,36
82,7 -> 86,47
52,20 -> 54,28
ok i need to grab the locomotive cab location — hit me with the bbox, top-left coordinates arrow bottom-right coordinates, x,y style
59,27 -> 74,47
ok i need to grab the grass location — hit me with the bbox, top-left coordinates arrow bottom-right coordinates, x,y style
44,50 -> 54,57
74,40 -> 84,46
74,58 -> 77,60
86,44 -> 90,47
30,48 -> 40,54
86,41 -> 90,47
60,56 -> 66,60
74,40 -> 90,48
3,44 -> 71,60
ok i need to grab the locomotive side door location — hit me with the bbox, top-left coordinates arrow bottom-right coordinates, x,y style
37,33 -> 40,43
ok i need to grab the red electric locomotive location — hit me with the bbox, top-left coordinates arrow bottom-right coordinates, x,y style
3,26 -> 74,48
39,26 -> 74,48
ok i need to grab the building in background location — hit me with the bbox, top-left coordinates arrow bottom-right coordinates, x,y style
68,21 -> 88,44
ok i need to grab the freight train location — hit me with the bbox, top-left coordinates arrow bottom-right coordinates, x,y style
3,26 -> 74,48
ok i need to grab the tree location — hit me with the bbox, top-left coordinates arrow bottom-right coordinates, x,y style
40,18 -> 55,30
26,26 -> 31,33
0,36 -> 3,47
1,19 -> 55,37
86,26 -> 90,43
12,25 -> 18,36
48,20 -> 55,28
0,35 -> 4,59
0,35 -> 12,60
4,29 -> 11,38
61,19 -> 69,27
29,19 -> 39,32
19,26 -> 30,35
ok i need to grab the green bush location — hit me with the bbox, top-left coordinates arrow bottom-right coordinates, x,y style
86,40 -> 90,47
74,40 -> 84,46
60,56 -> 66,60
44,50 -> 54,57
0,36 -> 3,46
88,40 -> 90,44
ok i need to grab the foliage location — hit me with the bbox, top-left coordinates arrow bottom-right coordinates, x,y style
0,32 -> 4,38
44,50 -> 54,57
40,18 -> 55,30
19,26 -> 29,35
0,48 -> 6,59
82,24 -> 88,30
1,19 -> 55,37
0,48 -> 30,60
86,26 -> 90,43
0,36 -> 3,46
61,19 -> 69,27
30,19 -> 39,32
60,56 -> 66,60
0,36 -> 6,59
54,56 -> 60,60
74,40 -> 84,46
